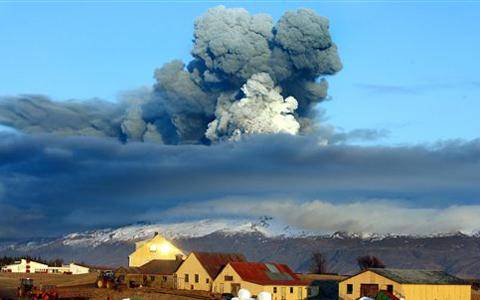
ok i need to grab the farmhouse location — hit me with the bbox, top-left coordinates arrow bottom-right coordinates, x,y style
213,262 -> 314,300
0,259 -> 48,273
129,232 -> 185,267
175,252 -> 246,291
115,258 -> 183,288
338,268 -> 471,300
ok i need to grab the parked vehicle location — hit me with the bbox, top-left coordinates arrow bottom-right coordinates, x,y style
17,278 -> 58,300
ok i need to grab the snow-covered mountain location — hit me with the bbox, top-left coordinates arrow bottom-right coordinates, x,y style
2,218 -> 480,277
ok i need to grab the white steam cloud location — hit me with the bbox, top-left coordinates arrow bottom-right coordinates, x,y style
206,73 -> 299,141
166,198 -> 480,236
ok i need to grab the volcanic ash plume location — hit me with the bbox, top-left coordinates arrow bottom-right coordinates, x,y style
206,73 -> 299,141
0,6 -> 342,144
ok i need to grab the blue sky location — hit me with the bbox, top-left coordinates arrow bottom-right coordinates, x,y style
1,1 -> 479,145
1,1 -> 480,239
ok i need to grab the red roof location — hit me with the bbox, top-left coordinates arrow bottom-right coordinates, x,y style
229,262 -> 309,286
193,252 -> 246,279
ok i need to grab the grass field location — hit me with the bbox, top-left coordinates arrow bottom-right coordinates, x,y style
0,272 -> 211,300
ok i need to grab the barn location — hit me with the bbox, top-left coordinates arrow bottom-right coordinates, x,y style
338,268 -> 471,300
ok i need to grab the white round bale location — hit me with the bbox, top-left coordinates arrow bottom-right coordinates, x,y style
257,291 -> 272,300
238,288 -> 252,300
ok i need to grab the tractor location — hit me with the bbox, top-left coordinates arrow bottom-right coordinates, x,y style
17,278 -> 34,297
17,278 -> 58,300
96,270 -> 118,289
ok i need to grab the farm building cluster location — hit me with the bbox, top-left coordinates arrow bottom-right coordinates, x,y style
1,232 -> 474,300
1,259 -> 90,275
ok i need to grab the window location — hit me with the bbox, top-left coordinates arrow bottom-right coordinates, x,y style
273,287 -> 277,293
206,278 -> 210,284
281,287 -> 286,300
150,276 -> 155,281
195,274 -> 199,283
185,274 -> 189,283
290,287 -> 293,294
347,284 -> 353,294
163,276 -> 167,282
224,275 -> 234,281
387,285 -> 394,293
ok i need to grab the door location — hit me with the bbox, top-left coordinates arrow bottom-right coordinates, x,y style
360,284 -> 379,297
281,287 -> 286,300
231,283 -> 241,296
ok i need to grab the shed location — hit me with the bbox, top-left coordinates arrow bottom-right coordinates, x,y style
339,268 -> 471,300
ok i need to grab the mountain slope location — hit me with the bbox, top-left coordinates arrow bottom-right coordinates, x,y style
2,219 -> 480,278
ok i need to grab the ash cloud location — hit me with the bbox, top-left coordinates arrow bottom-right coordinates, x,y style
0,6 -> 342,144
0,133 -> 479,239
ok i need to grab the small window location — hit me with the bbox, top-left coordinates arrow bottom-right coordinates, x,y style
387,284 -> 394,293
150,276 -> 155,281
225,275 -> 234,281
185,274 -> 189,283
347,284 -> 353,294
206,278 -> 210,284
195,274 -> 199,283
290,287 -> 294,294
273,287 -> 277,293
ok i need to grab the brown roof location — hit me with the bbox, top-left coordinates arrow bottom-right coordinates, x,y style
229,262 -> 309,286
193,252 -> 246,278
115,259 -> 183,275
140,259 -> 183,275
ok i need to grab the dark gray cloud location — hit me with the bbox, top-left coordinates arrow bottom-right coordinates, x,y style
0,95 -> 125,138
0,133 -> 479,240
0,6 -> 342,144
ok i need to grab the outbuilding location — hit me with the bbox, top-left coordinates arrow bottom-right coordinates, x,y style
0,259 -> 49,273
213,261 -> 314,300
115,258 -> 183,288
338,268 -> 471,300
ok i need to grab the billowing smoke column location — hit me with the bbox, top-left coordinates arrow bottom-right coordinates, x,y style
0,6 -> 342,144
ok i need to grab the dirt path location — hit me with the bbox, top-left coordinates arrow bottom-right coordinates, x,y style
0,273 -> 215,300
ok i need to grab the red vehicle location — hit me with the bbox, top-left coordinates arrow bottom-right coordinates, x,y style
17,278 -> 58,300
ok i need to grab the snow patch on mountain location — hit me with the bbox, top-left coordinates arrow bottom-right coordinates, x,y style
59,217 -> 313,248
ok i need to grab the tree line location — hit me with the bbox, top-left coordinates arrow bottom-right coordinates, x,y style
310,252 -> 385,274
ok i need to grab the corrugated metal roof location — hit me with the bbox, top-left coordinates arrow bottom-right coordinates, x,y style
229,262 -> 309,286
193,252 -> 246,278
368,268 -> 469,285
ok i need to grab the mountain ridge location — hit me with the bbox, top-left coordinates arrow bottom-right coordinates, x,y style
2,219 -> 480,278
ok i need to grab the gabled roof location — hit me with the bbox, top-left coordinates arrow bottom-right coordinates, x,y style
192,252 -> 246,278
343,268 -> 469,285
229,262 -> 309,286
